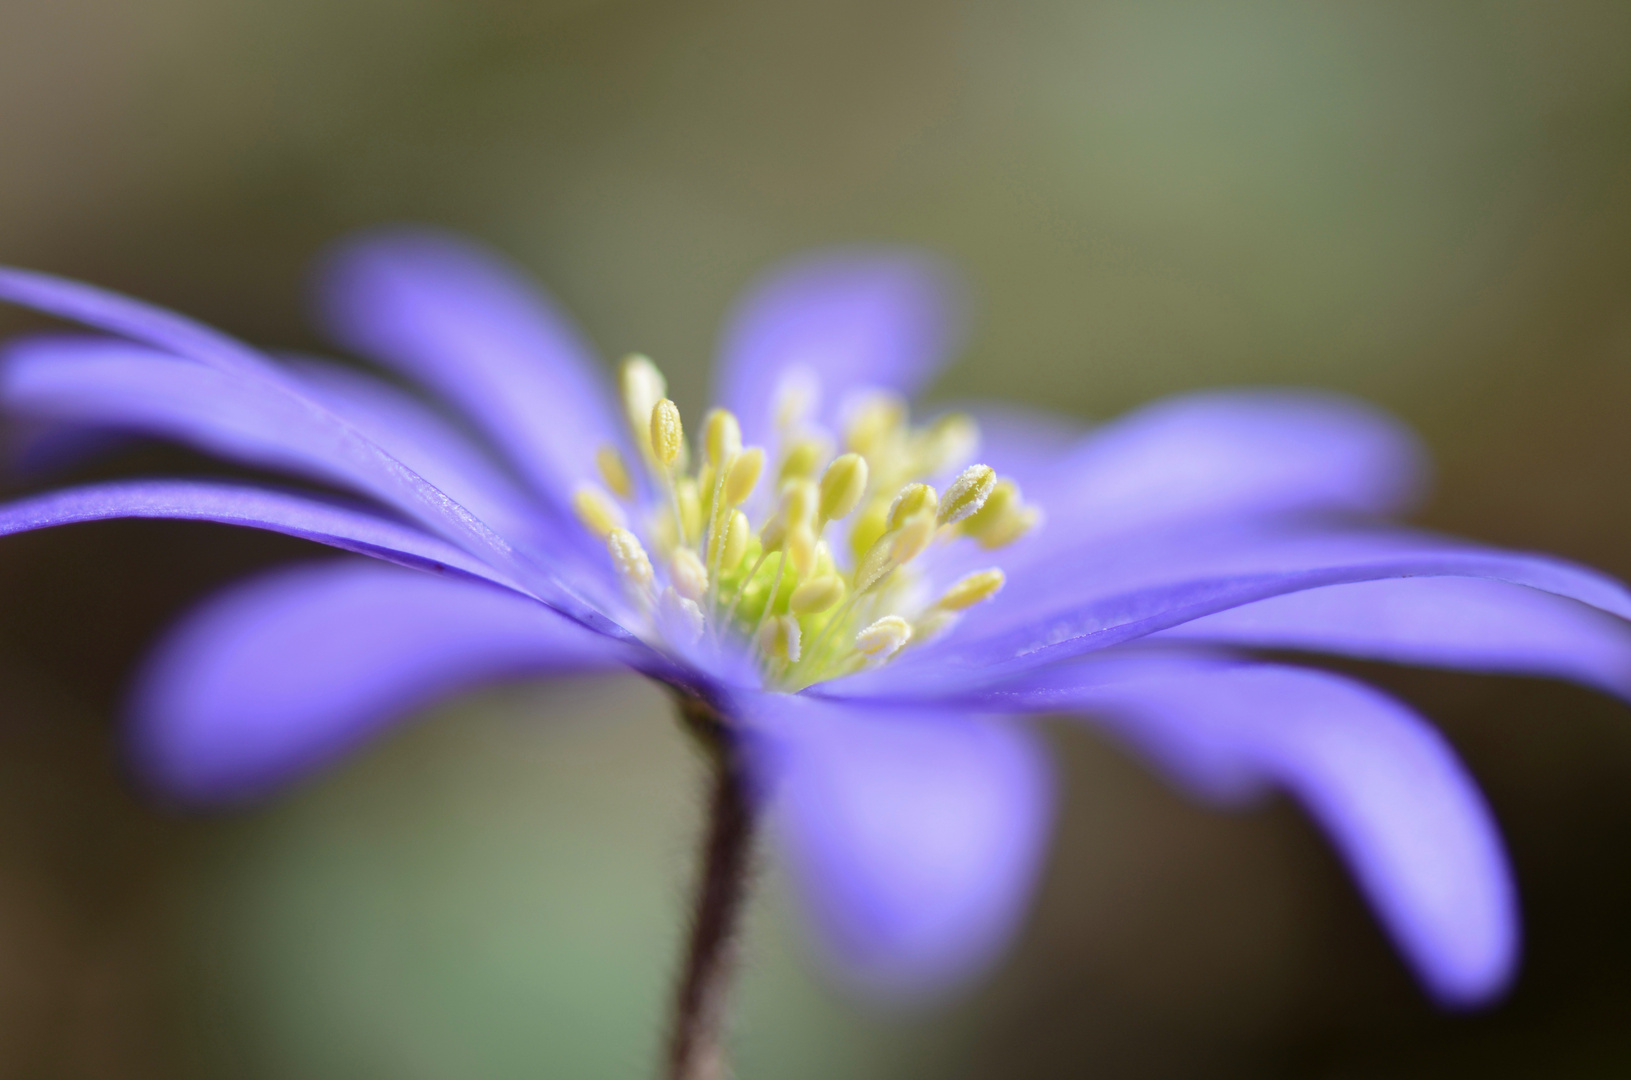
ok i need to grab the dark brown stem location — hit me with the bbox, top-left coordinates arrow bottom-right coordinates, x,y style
665,697 -> 757,1080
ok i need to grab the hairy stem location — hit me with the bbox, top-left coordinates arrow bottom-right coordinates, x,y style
666,697 -> 757,1080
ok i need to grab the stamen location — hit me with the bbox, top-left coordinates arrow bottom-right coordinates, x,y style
573,484 -> 626,539
703,409 -> 743,468
936,568 -> 1006,610
886,482 -> 938,528
619,355 -> 667,462
711,509 -> 749,570
660,586 -> 706,644
675,477 -> 703,546
844,392 -> 907,458
759,614 -> 802,663
915,413 -> 979,475
789,574 -> 844,615
595,445 -> 634,499
937,464 -> 997,525
963,480 -> 1039,549
778,437 -> 828,482
650,399 -> 685,467
670,548 -> 709,602
772,367 -> 820,431
818,453 -> 869,522
855,615 -> 912,659
723,447 -> 765,506
785,523 -> 818,576
607,528 -> 654,590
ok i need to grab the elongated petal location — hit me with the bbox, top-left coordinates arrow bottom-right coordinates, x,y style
736,691 -> 1053,999
843,526 -> 1631,696
314,228 -> 629,509
974,655 -> 1516,1005
1158,577 -> 1631,699
713,249 -> 967,446
0,478 -> 524,586
131,560 -> 629,803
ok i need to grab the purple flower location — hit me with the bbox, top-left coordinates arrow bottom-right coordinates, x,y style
1,228 -> 1628,1023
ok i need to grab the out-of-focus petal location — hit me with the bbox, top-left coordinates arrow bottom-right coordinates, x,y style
977,655 -> 1516,1006
314,228 -> 630,511
736,691 -> 1052,1001
130,560 -> 630,803
1158,577 -> 1631,699
0,478 -> 521,587
713,248 -> 967,447
840,525 -> 1631,697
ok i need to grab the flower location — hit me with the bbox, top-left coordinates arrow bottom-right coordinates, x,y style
1,228 -> 1630,1016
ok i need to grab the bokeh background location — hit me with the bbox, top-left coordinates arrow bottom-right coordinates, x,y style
3,1 -> 1631,1075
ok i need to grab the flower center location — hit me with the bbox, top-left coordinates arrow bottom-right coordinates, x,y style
573,355 -> 1039,690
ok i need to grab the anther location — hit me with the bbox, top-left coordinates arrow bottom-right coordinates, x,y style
670,548 -> 708,602
844,392 -> 907,458
650,399 -> 684,467
619,355 -> 667,460
785,523 -> 818,576
759,614 -> 802,663
819,452 -> 869,521
659,586 -> 706,644
789,574 -> 844,614
937,568 -> 1006,610
674,477 -> 703,545
572,485 -> 625,539
595,445 -> 634,499
778,437 -> 828,482
886,482 -> 938,529
855,615 -> 912,659
704,408 -> 743,468
781,479 -> 819,529
937,464 -> 997,525
714,509 -> 750,569
977,504 -> 1040,549
607,528 -> 654,590
916,413 -> 979,474
724,447 -> 765,506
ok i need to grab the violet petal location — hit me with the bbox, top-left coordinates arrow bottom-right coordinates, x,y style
130,559 -> 629,803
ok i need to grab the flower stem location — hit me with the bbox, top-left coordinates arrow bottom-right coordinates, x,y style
666,697 -> 757,1080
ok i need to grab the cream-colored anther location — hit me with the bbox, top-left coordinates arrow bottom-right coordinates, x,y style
649,399 -> 684,467
659,586 -> 706,645
789,574 -> 844,614
937,568 -> 1006,611
962,479 -> 1018,537
886,482 -> 939,530
724,447 -> 765,506
848,499 -> 891,562
703,408 -> 743,468
855,615 -> 913,659
714,509 -> 750,569
607,528 -> 654,589
759,614 -> 802,663
938,464 -> 997,525
619,355 -> 666,459
844,392 -> 907,457
917,412 -> 979,474
572,485 -> 625,539
772,366 -> 820,430
978,504 -> 1040,549
819,453 -> 869,521
785,523 -> 819,576
669,548 -> 709,602
888,509 -> 937,564
912,609 -> 960,645
778,437 -> 827,482
675,477 -> 702,546
595,446 -> 634,499
781,479 -> 819,528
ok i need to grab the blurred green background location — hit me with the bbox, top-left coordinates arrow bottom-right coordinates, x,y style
4,0 -> 1631,1075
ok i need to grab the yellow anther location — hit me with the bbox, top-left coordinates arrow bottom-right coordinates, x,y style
675,477 -> 703,546
595,445 -> 634,499
650,398 -> 684,467
962,479 -> 1018,537
886,482 -> 939,530
572,484 -> 626,539
937,568 -> 1006,611
724,447 -> 765,506
844,392 -> 907,457
855,615 -> 913,659
607,528 -> 654,589
659,586 -> 706,644
789,574 -> 845,615
759,613 -> 803,663
976,504 -> 1040,549
888,509 -> 937,564
619,354 -> 667,459
916,412 -> 979,474
704,408 -> 743,468
781,479 -> 820,529
772,366 -> 821,430
819,452 -> 869,521
848,499 -> 891,562
938,464 -> 997,525
778,437 -> 828,482
785,523 -> 819,576
713,509 -> 750,569
912,609 -> 960,644
669,548 -> 708,602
